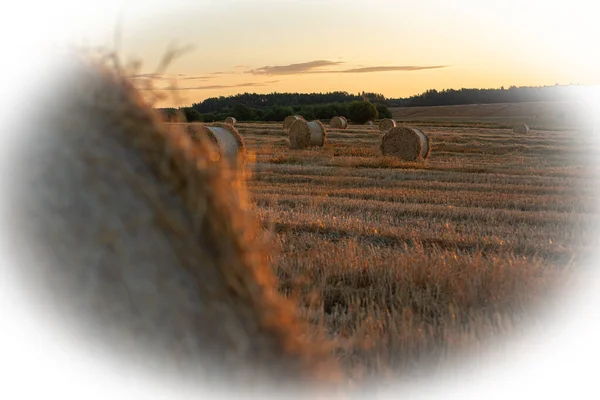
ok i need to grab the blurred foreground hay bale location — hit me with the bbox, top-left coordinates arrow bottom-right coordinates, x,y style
11,50 -> 341,395
289,120 -> 327,149
283,114 -> 305,133
379,118 -> 397,133
381,126 -> 431,161
329,116 -> 348,129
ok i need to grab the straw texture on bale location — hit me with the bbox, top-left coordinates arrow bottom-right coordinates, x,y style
8,51 -> 341,395
289,119 -> 326,149
283,115 -> 305,132
224,116 -> 237,125
513,123 -> 530,134
380,126 -> 431,161
329,116 -> 348,129
186,122 -> 245,163
379,118 -> 397,132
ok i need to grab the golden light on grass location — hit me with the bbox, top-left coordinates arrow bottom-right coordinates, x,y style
238,113 -> 589,388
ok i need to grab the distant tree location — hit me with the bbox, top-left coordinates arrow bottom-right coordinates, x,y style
191,90 -> 368,113
348,101 -> 378,124
215,112 -> 229,121
376,104 -> 392,119
333,103 -> 350,118
231,103 -> 255,121
263,105 -> 294,122
253,108 -> 265,121
172,83 -> 580,119
200,113 -> 216,122
182,107 -> 202,122
314,104 -> 333,119
298,106 -> 315,120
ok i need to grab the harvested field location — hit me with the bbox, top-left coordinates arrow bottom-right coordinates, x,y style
390,101 -> 594,131
231,119 -> 600,384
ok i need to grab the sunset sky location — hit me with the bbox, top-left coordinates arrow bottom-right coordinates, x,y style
58,0 -> 599,108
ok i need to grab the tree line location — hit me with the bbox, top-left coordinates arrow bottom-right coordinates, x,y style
157,84 -> 584,123
387,84 -> 584,107
161,96 -> 391,124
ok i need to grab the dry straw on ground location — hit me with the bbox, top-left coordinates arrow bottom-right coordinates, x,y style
379,118 -> 397,133
11,49 -> 341,395
329,116 -> 348,129
185,122 -> 246,164
289,119 -> 327,149
380,126 -> 431,161
513,123 -> 530,134
283,115 -> 305,133
225,116 -> 237,125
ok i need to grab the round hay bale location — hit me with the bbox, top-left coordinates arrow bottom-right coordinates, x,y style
365,121 -> 374,126
283,115 -> 305,132
186,122 -> 245,163
413,127 -> 431,159
513,123 -> 530,134
5,51 -> 341,395
288,119 -> 327,149
380,126 -> 431,161
379,118 -> 397,132
224,116 -> 237,125
329,116 -> 348,129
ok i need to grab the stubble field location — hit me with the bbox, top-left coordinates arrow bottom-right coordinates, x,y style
185,113 -> 600,386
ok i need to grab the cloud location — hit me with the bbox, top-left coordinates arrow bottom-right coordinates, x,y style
129,62 -> 448,85
229,81 -> 279,88
339,65 -> 449,73
206,70 -> 250,76
127,73 -> 169,80
127,73 -> 213,81
135,80 -> 281,91
246,60 -> 450,75
177,75 -> 212,80
247,60 -> 345,75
